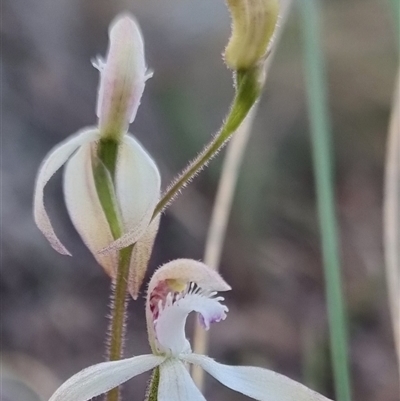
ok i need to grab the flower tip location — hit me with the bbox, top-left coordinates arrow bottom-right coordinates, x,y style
47,237 -> 72,256
109,13 -> 139,37
59,247 -> 72,257
108,13 -> 144,60
131,291 -> 139,301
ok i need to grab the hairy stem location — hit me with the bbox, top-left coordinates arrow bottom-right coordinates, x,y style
105,245 -> 134,401
94,138 -> 133,401
145,367 -> 160,401
152,67 -> 261,218
192,105 -> 257,389
191,0 -> 293,389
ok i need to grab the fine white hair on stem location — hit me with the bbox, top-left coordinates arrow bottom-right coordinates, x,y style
383,69 -> 400,377
191,104 -> 256,390
156,115 -> 237,215
191,0 -> 293,391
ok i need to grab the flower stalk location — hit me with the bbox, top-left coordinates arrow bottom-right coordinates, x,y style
145,367 -> 160,401
191,104 -> 257,389
153,67 -> 262,218
93,138 -> 133,401
191,0 -> 292,389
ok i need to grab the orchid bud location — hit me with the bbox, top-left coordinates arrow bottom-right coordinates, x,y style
224,0 -> 279,70
94,14 -> 152,140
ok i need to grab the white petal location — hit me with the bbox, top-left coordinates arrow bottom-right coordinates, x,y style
128,214 -> 160,299
63,142 -> 117,277
183,354 -> 332,401
101,134 -> 160,252
155,291 -> 228,356
158,359 -> 206,401
49,354 -> 164,401
33,128 -> 100,255
97,14 -> 149,135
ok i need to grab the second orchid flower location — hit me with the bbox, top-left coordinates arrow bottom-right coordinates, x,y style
48,259 -> 332,401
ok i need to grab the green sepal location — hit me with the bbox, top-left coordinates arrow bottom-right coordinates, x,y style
92,138 -> 123,240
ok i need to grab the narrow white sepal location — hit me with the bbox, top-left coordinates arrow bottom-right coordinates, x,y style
63,142 -> 117,277
33,128 -> 100,255
100,134 -> 160,253
49,354 -> 164,401
183,354 -> 333,401
128,214 -> 160,299
158,359 -> 206,401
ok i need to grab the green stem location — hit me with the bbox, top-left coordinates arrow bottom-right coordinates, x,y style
300,1 -> 352,401
153,67 -> 261,217
105,245 -> 133,401
93,138 -> 133,401
145,367 -> 160,401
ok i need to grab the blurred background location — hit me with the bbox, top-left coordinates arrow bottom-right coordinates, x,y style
1,0 -> 399,400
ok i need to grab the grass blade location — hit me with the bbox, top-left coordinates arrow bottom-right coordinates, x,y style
299,1 -> 352,400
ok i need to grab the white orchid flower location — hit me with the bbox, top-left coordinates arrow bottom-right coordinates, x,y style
48,259 -> 332,401
33,14 -> 161,294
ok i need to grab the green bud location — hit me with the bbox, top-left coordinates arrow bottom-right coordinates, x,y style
224,0 -> 279,70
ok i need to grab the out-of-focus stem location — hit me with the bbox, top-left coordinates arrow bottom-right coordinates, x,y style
300,1 -> 352,400
383,70 -> 400,378
390,0 -> 400,40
